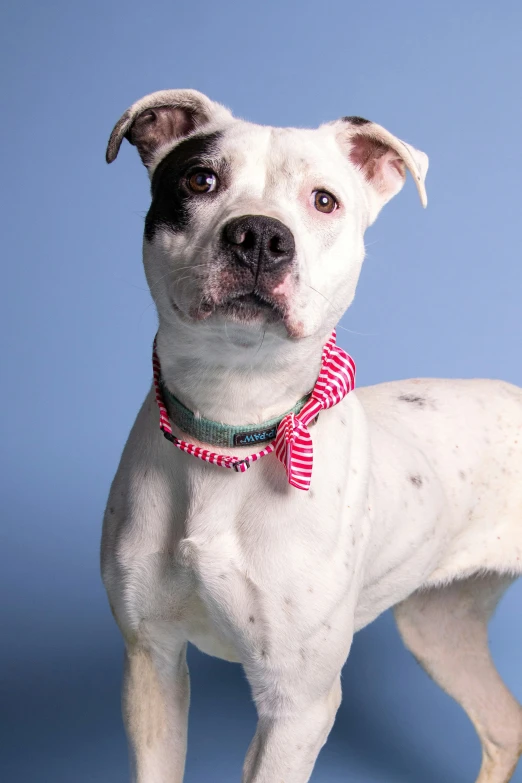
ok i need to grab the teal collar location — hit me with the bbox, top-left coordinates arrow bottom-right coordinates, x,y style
159,379 -> 311,448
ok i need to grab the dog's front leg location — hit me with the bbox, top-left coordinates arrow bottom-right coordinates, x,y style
240,604 -> 353,783
123,641 -> 190,783
242,675 -> 342,783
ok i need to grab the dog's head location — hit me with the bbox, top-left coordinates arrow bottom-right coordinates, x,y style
107,89 -> 427,347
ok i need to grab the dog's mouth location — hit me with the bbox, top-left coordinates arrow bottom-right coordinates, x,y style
225,291 -> 278,312
182,289 -> 286,325
172,287 -> 305,338
216,290 -> 286,323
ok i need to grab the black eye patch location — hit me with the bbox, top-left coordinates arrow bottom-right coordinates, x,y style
145,131 -> 225,241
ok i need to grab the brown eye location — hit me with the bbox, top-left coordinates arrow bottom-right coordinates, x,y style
187,170 -> 218,194
313,190 -> 338,213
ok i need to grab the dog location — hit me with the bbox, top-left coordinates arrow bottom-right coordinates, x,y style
101,89 -> 522,783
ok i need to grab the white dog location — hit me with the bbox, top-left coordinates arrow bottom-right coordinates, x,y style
102,89 -> 522,783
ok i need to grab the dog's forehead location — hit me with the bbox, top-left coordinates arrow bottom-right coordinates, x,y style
210,120 -> 346,179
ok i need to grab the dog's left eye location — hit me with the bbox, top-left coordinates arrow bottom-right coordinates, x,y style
313,190 -> 338,214
187,169 -> 218,194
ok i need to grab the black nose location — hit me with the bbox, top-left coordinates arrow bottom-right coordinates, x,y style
223,215 -> 295,272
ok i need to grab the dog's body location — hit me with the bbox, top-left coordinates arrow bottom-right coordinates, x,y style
102,90 -> 522,782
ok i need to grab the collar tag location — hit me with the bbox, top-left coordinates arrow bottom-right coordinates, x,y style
233,425 -> 278,447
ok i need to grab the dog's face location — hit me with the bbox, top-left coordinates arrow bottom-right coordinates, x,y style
107,90 -> 427,345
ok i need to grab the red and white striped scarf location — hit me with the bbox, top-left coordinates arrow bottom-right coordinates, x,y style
153,330 -> 355,491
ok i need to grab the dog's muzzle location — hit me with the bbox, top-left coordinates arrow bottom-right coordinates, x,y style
222,215 -> 296,275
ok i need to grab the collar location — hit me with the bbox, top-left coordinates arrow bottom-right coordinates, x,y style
160,381 -> 311,448
153,329 -> 356,491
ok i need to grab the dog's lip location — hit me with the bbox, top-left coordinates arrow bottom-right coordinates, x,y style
217,290 -> 287,320
169,295 -> 213,322
171,292 -> 304,337
170,289 -> 289,325
228,292 -> 276,309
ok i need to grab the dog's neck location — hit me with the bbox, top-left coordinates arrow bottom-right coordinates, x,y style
155,320 -> 328,426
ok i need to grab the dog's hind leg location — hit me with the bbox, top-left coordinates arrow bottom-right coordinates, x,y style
394,573 -> 522,783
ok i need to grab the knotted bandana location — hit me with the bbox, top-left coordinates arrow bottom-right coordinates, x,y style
153,330 -> 355,491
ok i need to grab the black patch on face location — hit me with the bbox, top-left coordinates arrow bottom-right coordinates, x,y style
409,475 -> 423,488
342,116 -> 371,126
145,131 -> 224,241
398,394 -> 427,408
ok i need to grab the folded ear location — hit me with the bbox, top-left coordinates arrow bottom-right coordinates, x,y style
333,116 -> 428,221
106,89 -> 233,168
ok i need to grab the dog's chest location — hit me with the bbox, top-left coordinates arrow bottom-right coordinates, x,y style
141,462 -> 366,663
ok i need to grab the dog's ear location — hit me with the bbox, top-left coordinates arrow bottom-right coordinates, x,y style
333,116 -> 428,220
106,89 -> 233,168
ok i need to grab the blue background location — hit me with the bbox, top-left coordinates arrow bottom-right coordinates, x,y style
1,0 -> 521,780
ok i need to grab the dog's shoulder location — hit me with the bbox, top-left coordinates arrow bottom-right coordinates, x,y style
356,377 -> 522,417
355,377 -> 522,455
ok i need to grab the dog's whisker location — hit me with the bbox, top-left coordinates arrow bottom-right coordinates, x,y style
138,298 -> 157,323
336,324 -> 377,337
171,275 -> 195,287
304,283 -> 375,337
223,316 -> 231,345
147,264 -> 210,295
304,283 -> 345,318
112,276 -> 151,293
253,326 -> 267,359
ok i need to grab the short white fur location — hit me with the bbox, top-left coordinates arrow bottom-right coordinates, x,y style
102,89 -> 522,783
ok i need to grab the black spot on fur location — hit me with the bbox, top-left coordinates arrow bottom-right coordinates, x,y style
249,615 -> 255,623
398,394 -> 427,408
409,475 -> 423,488
343,116 -> 371,125
459,470 -> 466,481
145,131 -> 225,240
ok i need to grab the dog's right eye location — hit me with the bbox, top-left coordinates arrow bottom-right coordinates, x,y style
186,169 -> 218,194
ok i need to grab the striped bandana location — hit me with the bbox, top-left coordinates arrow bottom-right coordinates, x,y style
153,330 -> 356,491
